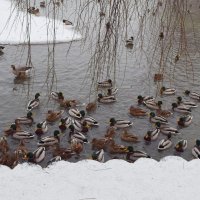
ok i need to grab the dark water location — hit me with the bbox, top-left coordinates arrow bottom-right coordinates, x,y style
1,0 -> 200,167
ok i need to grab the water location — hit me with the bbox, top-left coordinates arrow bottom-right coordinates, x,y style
1,0 -> 200,167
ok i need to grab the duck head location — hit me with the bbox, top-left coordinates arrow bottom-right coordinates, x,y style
196,139 -> 200,147
35,93 -> 40,99
147,131 -> 152,136
36,123 -> 42,128
185,90 -> 190,95
155,122 -> 161,128
150,112 -> 155,117
54,130 -> 60,137
58,92 -> 64,99
157,101 -> 162,107
167,133 -> 172,139
172,103 -> 177,109
177,96 -> 182,103
69,124 -> 75,132
27,111 -> 33,118
11,65 -> 16,70
10,124 -> 16,131
127,146 -> 134,153
107,79 -> 112,84
110,118 -> 116,124
98,93 -> 103,99
80,110 -> 86,118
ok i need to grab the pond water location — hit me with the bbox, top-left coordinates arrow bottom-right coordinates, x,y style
1,0 -> 200,167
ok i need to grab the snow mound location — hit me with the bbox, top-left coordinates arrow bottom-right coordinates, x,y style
0,156 -> 200,200
0,0 -> 82,44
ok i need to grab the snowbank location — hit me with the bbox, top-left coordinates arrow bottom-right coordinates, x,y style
0,156 -> 199,200
0,0 -> 81,44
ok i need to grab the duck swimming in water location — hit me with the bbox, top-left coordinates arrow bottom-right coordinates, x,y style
177,96 -> 198,109
15,111 -> 34,125
185,90 -> 200,100
157,133 -> 172,151
11,65 -> 32,79
160,86 -> 176,95
97,79 -> 112,88
175,139 -> 187,152
177,115 -> 193,127
110,118 -> 133,129
27,93 -> 40,111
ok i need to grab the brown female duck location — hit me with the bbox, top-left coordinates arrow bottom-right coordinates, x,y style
120,129 -> 139,143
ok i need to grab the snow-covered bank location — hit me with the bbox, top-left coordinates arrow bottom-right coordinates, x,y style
0,0 -> 81,44
0,156 -> 199,200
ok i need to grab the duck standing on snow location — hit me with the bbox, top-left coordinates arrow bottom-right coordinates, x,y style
110,118 -> 133,129
175,139 -> 187,152
157,133 -> 172,151
177,115 -> 193,127
27,93 -> 40,111
185,90 -> 200,100
160,86 -> 176,95
11,65 -> 32,79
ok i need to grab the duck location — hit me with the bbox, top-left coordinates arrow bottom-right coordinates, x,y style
0,46 -> 5,53
0,136 -> 9,153
175,139 -> 187,152
110,118 -> 133,129
160,87 -> 176,95
47,156 -> 61,165
92,149 -> 104,163
28,7 -> 40,15
144,100 -> 162,110
185,90 -> 200,100
50,91 -> 64,101
157,133 -> 172,151
144,128 -> 160,141
126,146 -> 151,162
60,99 -> 78,108
86,102 -> 97,112
137,95 -> 155,104
154,73 -> 163,82
149,112 -> 168,124
40,1 -> 45,7
91,137 -> 111,150
68,108 -> 82,119
12,131 -> 34,140
98,93 -> 116,103
52,147 -> 75,160
63,19 -> 73,25
82,115 -> 99,127
4,121 -> 21,136
108,140 -> 128,154
126,37 -> 134,47
15,111 -> 34,125
11,65 -> 32,78
192,139 -> 200,159
35,121 -> 48,136
27,93 -> 40,111
159,125 -> 180,135
46,110 -> 64,122
33,147 -> 45,163
177,115 -> 193,127
70,138 -> 83,154
105,126 -> 116,138
37,130 -> 60,146
177,96 -> 198,108
14,140 -> 28,163
70,130 -> 88,143
120,129 -> 139,142
97,79 -> 112,88
129,106 -> 147,117
172,103 -> 191,114
59,116 -> 72,131
156,108 -> 173,118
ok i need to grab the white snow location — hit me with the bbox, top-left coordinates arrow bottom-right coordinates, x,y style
0,156 -> 199,200
0,0 -> 82,44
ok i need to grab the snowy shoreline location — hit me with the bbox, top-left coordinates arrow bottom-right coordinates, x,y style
0,0 -> 82,45
0,156 -> 200,200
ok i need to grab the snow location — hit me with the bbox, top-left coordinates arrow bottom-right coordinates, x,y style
0,0 -> 82,44
0,156 -> 199,200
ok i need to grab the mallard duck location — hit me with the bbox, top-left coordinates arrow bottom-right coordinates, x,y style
98,93 -> 116,103
129,106 -> 147,116
137,95 -> 155,104
50,91 -> 64,101
52,147 -> 75,160
97,79 -> 112,88
4,120 -> 22,136
15,111 -> 34,125
27,93 -> 40,111
86,102 -> 97,112
0,46 -> 5,53
177,115 -> 193,127
35,121 -> 48,136
105,126 -> 116,138
70,138 -> 83,154
172,103 -> 191,114
144,100 -> 162,110
159,125 -> 180,135
33,147 -> 45,163
47,156 -> 61,165
46,110 -> 64,122
11,65 -> 32,79
68,108 -> 82,119
157,133 -> 172,150
149,112 -> 168,124
0,136 -> 9,153
70,131 -> 88,143
12,131 -> 34,140
92,149 -> 104,163
38,130 -> 60,146
110,118 -> 133,129
59,116 -> 72,131
154,73 -> 163,82
160,87 -> 176,95
40,1 -> 45,7
28,7 -> 39,15
63,19 -> 73,25
120,129 -> 139,142
108,140 -> 128,154
185,90 -> 200,100
175,139 -> 187,152
126,37 -> 134,47
91,137 -> 111,150
156,108 -> 173,118
144,128 -> 160,141
192,140 -> 200,159
126,146 -> 151,162
82,116 -> 99,126
60,99 -> 78,108
177,96 -> 198,108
